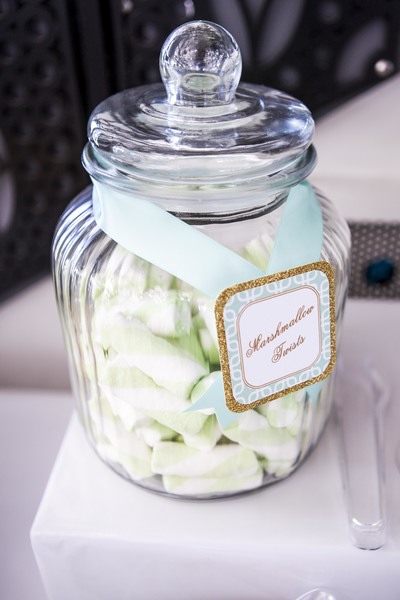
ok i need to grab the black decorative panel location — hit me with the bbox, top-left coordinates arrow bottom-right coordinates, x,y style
99,0 -> 196,91
1,0 -> 399,301
100,0 -> 400,116
0,0 -> 88,300
193,0 -> 400,116
349,222 -> 400,299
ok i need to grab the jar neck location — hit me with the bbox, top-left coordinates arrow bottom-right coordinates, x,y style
174,194 -> 287,225
83,143 -> 316,219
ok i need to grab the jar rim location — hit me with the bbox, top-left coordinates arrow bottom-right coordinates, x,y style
82,143 -> 317,215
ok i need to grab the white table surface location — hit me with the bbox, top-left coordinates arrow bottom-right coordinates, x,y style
310,73 -> 400,223
0,390 -> 72,600
29,298 -> 400,600
0,277 -> 70,390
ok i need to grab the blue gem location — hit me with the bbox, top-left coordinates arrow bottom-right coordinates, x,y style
365,258 -> 395,285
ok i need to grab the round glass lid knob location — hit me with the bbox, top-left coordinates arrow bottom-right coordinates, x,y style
159,20 -> 242,106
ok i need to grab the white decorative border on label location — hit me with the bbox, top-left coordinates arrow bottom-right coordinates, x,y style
215,262 -> 336,413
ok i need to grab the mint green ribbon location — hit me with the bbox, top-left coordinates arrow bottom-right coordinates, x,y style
92,180 -> 324,428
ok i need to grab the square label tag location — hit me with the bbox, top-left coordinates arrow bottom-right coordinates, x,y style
215,261 -> 336,413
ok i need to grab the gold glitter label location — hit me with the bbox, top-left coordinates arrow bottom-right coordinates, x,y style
214,261 -> 336,413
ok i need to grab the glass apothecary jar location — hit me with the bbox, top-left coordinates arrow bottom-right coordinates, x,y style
52,21 -> 350,499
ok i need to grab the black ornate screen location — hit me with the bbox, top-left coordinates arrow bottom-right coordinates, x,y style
1,0 -> 399,300
97,0 -> 400,116
0,0 -> 88,298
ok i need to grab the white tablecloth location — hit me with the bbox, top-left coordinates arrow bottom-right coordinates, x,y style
0,390 -> 72,600
30,299 -> 400,600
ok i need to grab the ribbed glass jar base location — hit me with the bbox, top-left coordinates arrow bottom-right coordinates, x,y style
52,185 -> 350,499
88,372 -> 335,501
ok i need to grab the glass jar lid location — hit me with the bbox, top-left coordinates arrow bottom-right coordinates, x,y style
84,21 -> 315,188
